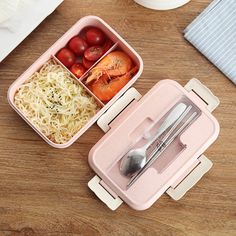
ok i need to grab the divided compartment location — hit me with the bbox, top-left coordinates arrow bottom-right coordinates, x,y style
79,42 -> 139,104
9,57 -> 102,147
8,16 -> 143,148
106,96 -> 202,191
51,16 -> 141,105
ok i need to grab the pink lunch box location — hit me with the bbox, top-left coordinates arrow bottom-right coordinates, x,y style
8,16 -> 143,148
7,16 -> 220,210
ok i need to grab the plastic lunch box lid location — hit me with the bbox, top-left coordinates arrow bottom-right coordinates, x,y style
88,79 -> 220,210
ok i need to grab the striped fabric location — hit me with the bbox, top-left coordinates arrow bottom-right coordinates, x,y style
184,0 -> 236,84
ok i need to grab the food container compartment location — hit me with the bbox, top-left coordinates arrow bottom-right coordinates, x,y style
88,79 -> 220,210
8,16 -> 143,148
77,42 -> 138,104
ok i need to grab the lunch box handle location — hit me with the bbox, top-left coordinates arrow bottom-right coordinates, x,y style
166,154 -> 213,200
185,78 -> 220,112
97,87 -> 142,132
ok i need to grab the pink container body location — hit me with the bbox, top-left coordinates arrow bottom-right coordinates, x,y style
8,16 -> 143,148
88,80 -> 220,210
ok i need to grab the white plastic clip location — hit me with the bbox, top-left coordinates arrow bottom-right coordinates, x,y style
97,87 -> 142,132
88,175 -> 123,210
185,78 -> 220,112
166,155 -> 213,200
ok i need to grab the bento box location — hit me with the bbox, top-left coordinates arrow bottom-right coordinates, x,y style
8,16 -> 143,148
8,16 -> 220,211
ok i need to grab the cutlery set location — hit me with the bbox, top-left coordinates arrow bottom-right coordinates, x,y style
120,103 -> 187,178
125,104 -> 199,188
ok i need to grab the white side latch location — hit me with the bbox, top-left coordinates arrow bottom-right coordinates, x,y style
88,175 -> 123,210
166,155 -> 213,200
185,78 -> 220,112
97,87 -> 142,133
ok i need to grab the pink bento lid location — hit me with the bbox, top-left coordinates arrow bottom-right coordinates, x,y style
88,79 -> 220,210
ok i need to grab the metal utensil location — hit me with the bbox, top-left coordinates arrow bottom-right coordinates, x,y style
120,103 -> 187,177
127,109 -> 197,188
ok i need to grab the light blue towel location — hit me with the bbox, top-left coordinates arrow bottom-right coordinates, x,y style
184,0 -> 236,84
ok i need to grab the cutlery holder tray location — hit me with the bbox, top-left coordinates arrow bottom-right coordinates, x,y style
88,79 -> 220,210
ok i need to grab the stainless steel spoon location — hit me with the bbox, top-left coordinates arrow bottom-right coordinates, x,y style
120,103 -> 187,177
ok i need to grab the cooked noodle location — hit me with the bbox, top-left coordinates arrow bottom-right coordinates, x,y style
14,59 -> 99,144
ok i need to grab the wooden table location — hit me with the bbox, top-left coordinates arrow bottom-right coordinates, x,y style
0,1 -> 235,235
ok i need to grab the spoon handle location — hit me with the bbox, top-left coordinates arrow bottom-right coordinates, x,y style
127,108 -> 197,188
143,103 -> 187,150
145,104 -> 192,162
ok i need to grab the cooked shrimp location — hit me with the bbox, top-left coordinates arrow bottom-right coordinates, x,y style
91,66 -> 138,102
86,51 -> 132,84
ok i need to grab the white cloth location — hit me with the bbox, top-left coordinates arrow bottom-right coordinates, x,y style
184,0 -> 236,84
0,0 -> 63,62
0,0 -> 19,23
0,0 -> 22,32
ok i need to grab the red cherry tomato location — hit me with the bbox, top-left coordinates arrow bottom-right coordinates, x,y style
102,39 -> 113,54
84,46 -> 103,61
56,48 -> 76,67
86,27 -> 105,45
70,63 -> 86,78
82,57 -> 94,69
68,36 -> 88,56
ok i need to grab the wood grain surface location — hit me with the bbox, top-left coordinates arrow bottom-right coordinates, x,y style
0,0 -> 235,235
